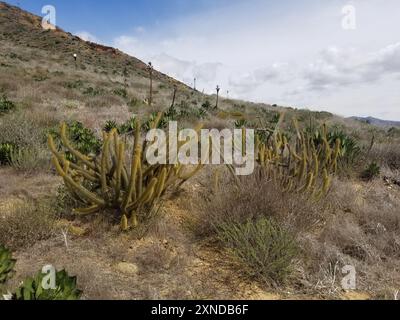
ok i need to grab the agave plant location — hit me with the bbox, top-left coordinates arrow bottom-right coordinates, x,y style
119,117 -> 137,135
103,120 -> 119,133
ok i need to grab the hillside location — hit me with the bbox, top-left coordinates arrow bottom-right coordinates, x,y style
1,2 -> 400,301
350,116 -> 400,128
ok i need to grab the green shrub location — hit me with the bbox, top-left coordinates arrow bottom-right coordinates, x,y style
216,218 -> 298,283
49,121 -> 101,162
312,128 -> 361,165
361,162 -> 381,181
83,87 -> 104,96
9,146 -> 49,172
13,269 -> 82,300
0,95 -> 16,114
103,117 -> 137,135
113,88 -> 128,99
0,244 -> 82,300
64,80 -> 84,89
0,142 -> 17,165
201,100 -> 212,110
0,245 -> 16,285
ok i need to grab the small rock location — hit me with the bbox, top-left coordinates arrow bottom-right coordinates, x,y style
342,291 -> 371,300
114,262 -> 139,275
68,225 -> 87,237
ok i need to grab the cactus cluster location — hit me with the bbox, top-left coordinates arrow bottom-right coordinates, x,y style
48,113 -> 202,230
0,245 -> 16,284
255,118 -> 341,197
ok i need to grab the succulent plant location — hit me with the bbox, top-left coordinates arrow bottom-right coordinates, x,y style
13,269 -> 82,300
103,120 -> 119,133
48,113 -> 203,230
253,116 -> 341,198
0,245 -> 16,284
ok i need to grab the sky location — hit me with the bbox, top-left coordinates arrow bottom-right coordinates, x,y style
7,0 -> 400,120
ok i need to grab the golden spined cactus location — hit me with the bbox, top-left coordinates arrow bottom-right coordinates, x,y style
255,117 -> 341,197
48,114 -> 203,230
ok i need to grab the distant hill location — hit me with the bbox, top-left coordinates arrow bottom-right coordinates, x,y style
349,116 -> 400,128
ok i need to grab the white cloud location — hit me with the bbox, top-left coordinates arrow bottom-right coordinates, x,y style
75,31 -> 100,43
110,0 -> 400,120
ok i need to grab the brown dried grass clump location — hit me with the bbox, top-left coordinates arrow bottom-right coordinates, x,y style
0,200 -> 56,250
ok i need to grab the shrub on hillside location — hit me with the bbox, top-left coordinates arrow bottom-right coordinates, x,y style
0,95 -> 16,114
361,162 -> 381,181
49,121 -> 101,161
217,217 -> 298,283
0,142 -> 17,165
0,201 -> 56,250
190,175 -> 324,284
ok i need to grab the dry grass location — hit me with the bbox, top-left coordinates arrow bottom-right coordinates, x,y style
191,173 -> 325,239
369,141 -> 400,171
1,1 -> 400,300
188,173 -> 327,286
299,178 -> 400,298
0,200 -> 56,250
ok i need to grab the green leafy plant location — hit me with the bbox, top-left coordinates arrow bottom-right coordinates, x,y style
216,218 -> 298,283
13,269 -> 82,300
0,95 -> 16,114
0,142 -> 17,165
142,112 -> 168,131
234,119 -> 248,129
0,245 -> 16,284
113,88 -> 128,99
50,121 -> 101,162
103,120 -> 119,133
119,117 -> 137,135
312,128 -> 361,165
103,118 -> 137,135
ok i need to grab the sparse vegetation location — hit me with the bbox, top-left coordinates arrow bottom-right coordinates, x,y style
0,245 -> 81,300
49,121 -> 102,161
0,94 -> 15,114
217,218 -> 298,283
1,1 -> 399,300
0,142 -> 16,165
0,245 -> 16,285
361,162 -> 381,181
13,269 -> 82,300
